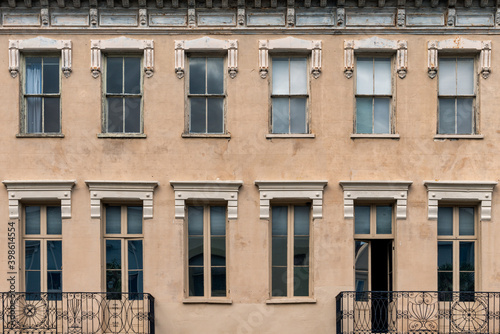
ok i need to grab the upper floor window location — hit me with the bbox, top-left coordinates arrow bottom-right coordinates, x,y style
271,57 -> 308,134
438,57 -> 476,135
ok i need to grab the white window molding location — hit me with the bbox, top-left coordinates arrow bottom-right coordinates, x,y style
170,181 -> 243,220
9,36 -> 72,78
344,37 -> 408,79
90,36 -> 154,79
259,37 -> 322,79
174,37 -> 238,79
427,37 -> 492,79
3,180 -> 76,219
339,181 -> 412,219
424,181 -> 497,221
254,181 -> 327,220
85,181 -> 159,219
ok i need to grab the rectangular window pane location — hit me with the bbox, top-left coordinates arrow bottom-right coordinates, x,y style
188,236 -> 203,266
457,58 -> 474,96
107,97 -> 124,133
25,240 -> 41,270
47,240 -> 62,270
189,58 -> 206,94
272,236 -> 287,267
124,57 -> 141,94
106,270 -> 122,294
293,267 -> 309,297
290,58 -> 307,95
439,58 -> 456,95
356,98 -> 372,134
373,98 -> 390,134
189,267 -> 204,296
25,206 -> 41,235
127,207 -> 143,234
456,98 -> 473,134
43,57 -> 59,94
294,205 -> 310,236
438,99 -> 455,134
294,236 -> 309,266
290,98 -> 307,134
26,57 -> 42,94
47,272 -> 62,293
460,241 -> 474,271
376,205 -> 392,234
356,58 -> 374,95
211,267 -> 226,297
438,272 -> 453,292
272,206 -> 287,235
188,206 -> 203,235
128,271 -> 143,294
374,58 -> 391,95
438,207 -> 453,236
47,206 -> 62,235
44,97 -> 60,133
460,272 -> 474,292
272,58 -> 289,95
207,98 -> 224,134
124,97 -> 141,133
207,58 -> 224,95
271,266 -> 287,297
26,271 -> 41,293
459,207 -> 474,236
128,240 -> 143,270
107,58 -> 123,94
106,206 -> 121,234
106,240 -> 121,269
211,236 -> 226,266
272,98 -> 289,134
354,206 -> 370,234
210,206 -> 225,236
27,97 -> 42,133
190,97 -> 206,133
438,241 -> 453,270
355,241 -> 369,292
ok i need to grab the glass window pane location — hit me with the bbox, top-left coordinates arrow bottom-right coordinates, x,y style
459,207 -> 474,236
124,57 -> 141,94
272,58 -> 289,95
356,58 -> 373,95
290,98 -> 307,134
438,98 -> 455,134
207,58 -> 224,95
106,206 -> 121,234
188,206 -> 203,235
354,206 -> 370,234
210,206 -> 226,236
124,97 -> 141,133
272,206 -> 287,235
438,241 -> 453,270
294,205 -> 310,236
356,98 -> 372,134
211,267 -> 226,297
26,57 -> 42,94
438,207 -> 453,236
47,240 -> 62,270
211,236 -> 226,266
43,57 -> 59,94
107,98 -> 123,133
107,58 -> 123,94
127,206 -> 143,234
374,58 -> 391,95
128,271 -> 143,294
190,97 -> 206,133
26,271 -> 41,293
25,240 -> 40,270
44,97 -> 60,133
188,236 -> 203,266
456,98 -> 473,134
189,267 -> 204,296
457,58 -> 474,96
106,270 -> 121,293
128,240 -> 143,270
460,272 -> 474,292
47,206 -> 62,235
25,206 -> 41,235
290,58 -> 307,95
27,97 -> 42,133
376,205 -> 392,234
106,240 -> 121,269
294,236 -> 309,266
272,98 -> 289,134
373,98 -> 390,134
189,58 -> 206,94
460,241 -> 474,271
271,266 -> 287,297
207,98 -> 224,134
355,241 -> 369,292
438,272 -> 453,292
272,236 -> 287,266
47,272 -> 62,293
293,267 -> 309,297
439,58 -> 457,95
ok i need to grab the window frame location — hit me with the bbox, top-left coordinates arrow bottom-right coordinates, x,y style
353,202 -> 395,239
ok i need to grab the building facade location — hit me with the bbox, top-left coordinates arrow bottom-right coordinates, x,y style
0,0 -> 500,333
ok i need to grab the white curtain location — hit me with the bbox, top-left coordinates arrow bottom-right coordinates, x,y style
26,59 -> 42,133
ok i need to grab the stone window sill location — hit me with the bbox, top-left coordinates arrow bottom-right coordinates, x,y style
17,133 -> 65,138
434,134 -> 484,140
350,134 -> 400,139
266,297 -> 317,304
183,298 -> 233,304
97,133 -> 147,139
266,134 -> 315,139
181,133 -> 231,139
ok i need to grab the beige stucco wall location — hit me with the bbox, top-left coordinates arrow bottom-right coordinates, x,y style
0,32 -> 499,333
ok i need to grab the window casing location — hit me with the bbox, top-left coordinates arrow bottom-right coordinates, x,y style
103,56 -> 143,134
355,57 -> 393,134
187,205 -> 227,298
187,56 -> 225,134
104,205 -> 143,298
354,204 -> 394,238
22,55 -> 61,134
23,205 -> 62,296
271,204 -> 311,298
438,57 -> 476,135
437,206 -> 477,294
271,57 -> 309,134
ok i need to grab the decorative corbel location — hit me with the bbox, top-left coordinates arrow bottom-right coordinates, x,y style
287,7 -> 295,26
90,8 -> 98,26
336,8 -> 345,27
237,8 -> 245,26
427,41 -> 438,79
397,40 -> 408,79
174,40 -> 185,79
188,8 -> 196,27
139,8 -> 147,26
480,41 -> 492,79
41,8 -> 49,26
343,40 -> 354,79
227,40 -> 238,79
397,9 -> 405,27
144,40 -> 154,78
311,41 -> 322,79
62,41 -> 72,78
9,41 -> 20,78
447,8 -> 455,26
258,40 -> 269,79
90,40 -> 101,78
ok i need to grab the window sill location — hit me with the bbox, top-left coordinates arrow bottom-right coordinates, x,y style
266,297 -> 316,304
434,134 -> 484,140
350,134 -> 400,139
266,134 -> 315,139
183,298 -> 233,304
16,133 -> 65,138
181,133 -> 231,139
97,133 -> 147,139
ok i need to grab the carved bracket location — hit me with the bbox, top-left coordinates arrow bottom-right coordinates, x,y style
427,37 -> 492,79
90,36 -> 154,78
174,37 -> 239,79
9,37 -> 72,78
344,37 -> 408,79
258,37 -> 322,79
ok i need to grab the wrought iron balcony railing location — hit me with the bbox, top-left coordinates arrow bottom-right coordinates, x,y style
336,291 -> 500,334
0,292 -> 154,334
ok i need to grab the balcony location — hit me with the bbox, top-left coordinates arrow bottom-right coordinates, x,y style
0,292 -> 154,334
336,291 -> 500,334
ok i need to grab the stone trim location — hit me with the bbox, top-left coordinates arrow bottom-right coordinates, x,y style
174,37 -> 238,79
85,181 -> 159,219
3,180 -> 76,219
9,36 -> 72,78
254,181 -> 327,220
344,36 -> 408,79
258,37 -> 322,79
170,181 -> 243,219
90,36 -> 154,78
424,181 -> 497,221
427,37 -> 492,79
339,181 -> 412,219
